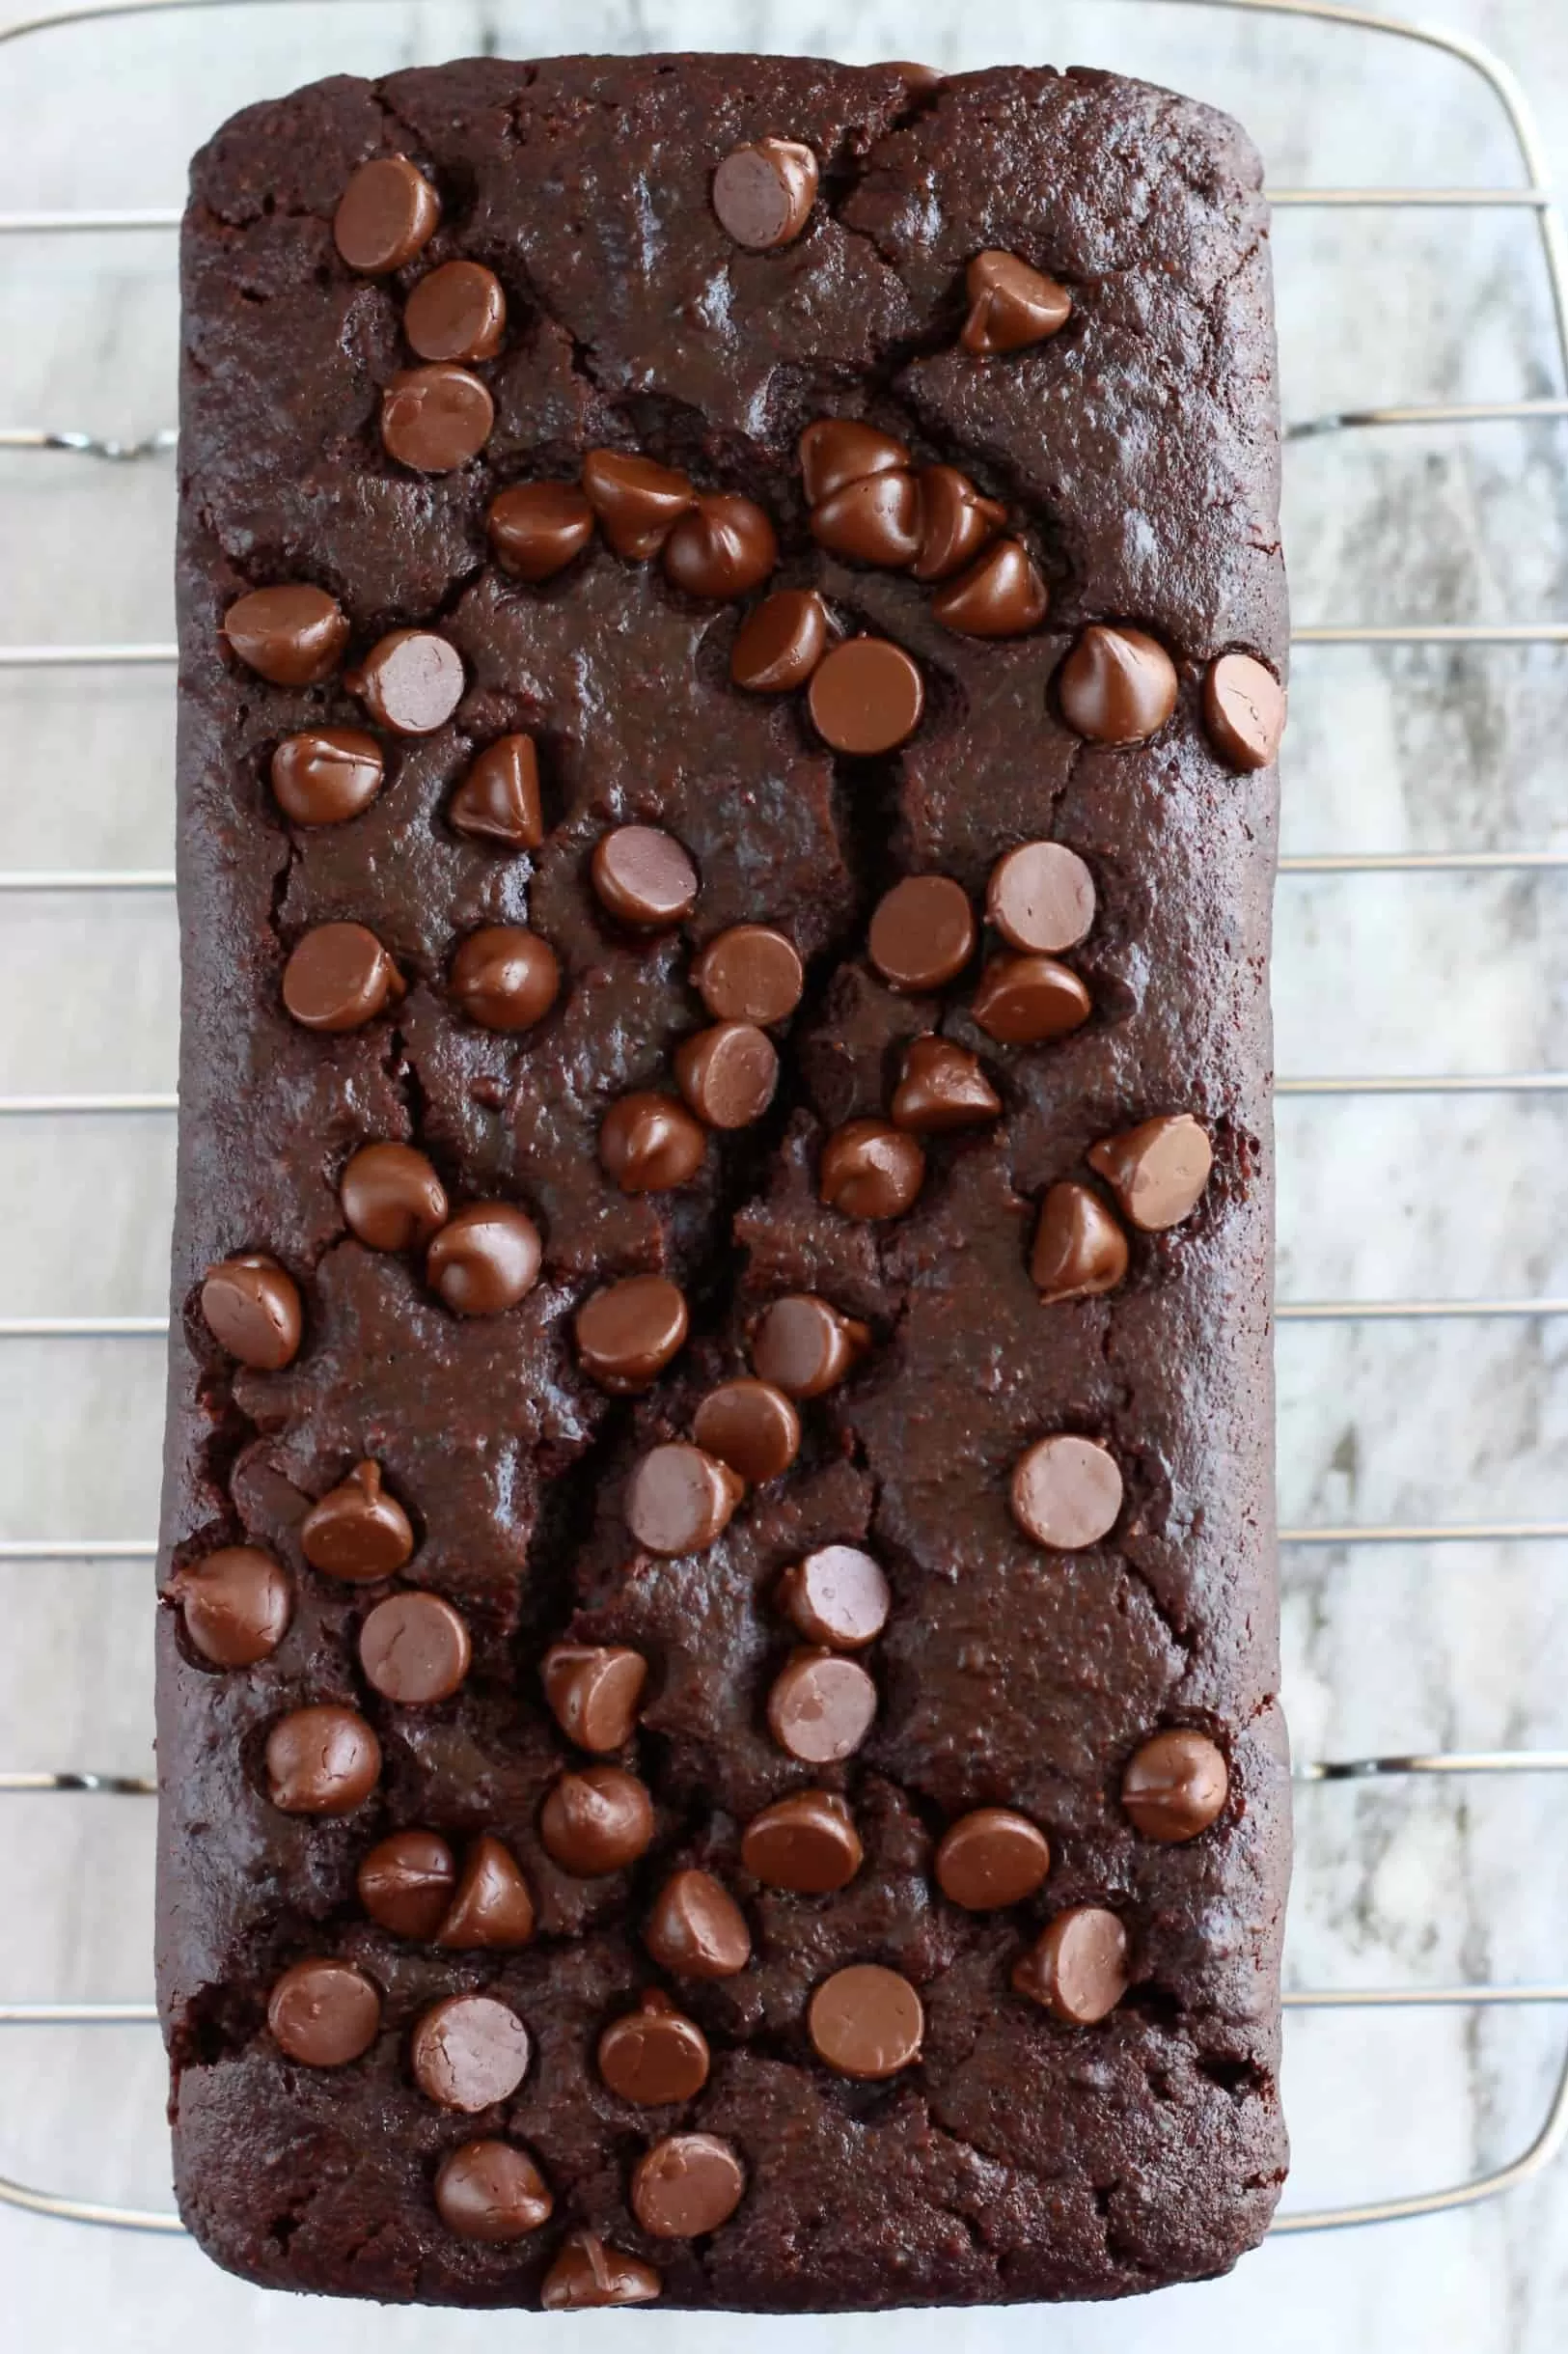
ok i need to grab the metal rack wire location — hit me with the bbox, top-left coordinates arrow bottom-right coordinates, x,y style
0,0 -> 1564,2250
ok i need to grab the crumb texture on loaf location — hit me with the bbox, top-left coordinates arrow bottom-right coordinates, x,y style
161,51 -> 1288,2312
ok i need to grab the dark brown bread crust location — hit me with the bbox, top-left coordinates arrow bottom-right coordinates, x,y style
161,52 -> 1288,2309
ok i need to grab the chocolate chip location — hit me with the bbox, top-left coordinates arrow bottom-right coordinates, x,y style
224,585 -> 347,687
381,364 -> 494,473
750,1296 -> 869,1399
597,1992 -> 711,2104
1087,1113 -> 1213,1231
712,137 -> 818,249
890,1035 -> 1002,1131
333,154 -> 439,273
359,1589 -> 472,1704
1121,1729 -> 1229,1842
1031,1182 -> 1129,1304
663,494 -> 779,598
599,1094 -> 708,1193
270,728 -> 384,825
404,260 -> 507,363
741,1790 -> 863,1893
436,1833 -> 537,1947
426,1202 -> 543,1314
931,539 -> 1048,637
591,825 -> 700,928
582,449 -> 696,559
867,873 -> 976,991
692,1378 -> 801,1484
1011,1906 -> 1130,2025
729,592 -> 831,693
818,1120 -> 924,1220
200,1253 -> 302,1370
169,1546 -> 291,1668
346,628 -> 465,734
971,954 -> 1090,1046
1203,651 -> 1286,770
434,2139 -> 552,2241
541,1643 -> 648,1751
487,481 -> 596,582
935,1808 -> 1052,1909
810,469 -> 921,568
631,2133 -> 747,2238
267,1958 -> 381,2067
451,925 -> 561,1032
986,841 -> 1095,954
912,464 -> 1007,582
539,1764 -> 655,1876
541,2232 -> 662,2310
645,1869 -> 751,1979
767,1648 -> 877,1763
1058,624 -> 1178,745
1010,1434 -> 1123,1551
961,249 -> 1072,355
776,1545 -> 890,1648
282,922 -> 404,1032
449,734 -> 545,847
808,1965 -> 923,2079
807,637 -> 924,755
264,1703 -> 381,1814
691,926 -> 805,1028
798,419 -> 909,506
624,1442 -> 743,1555
300,1459 -> 415,1581
409,1993 -> 531,2111
341,1142 -> 449,1252
357,1828 -> 456,1938
674,1021 -> 778,1128
574,1275 -> 689,1394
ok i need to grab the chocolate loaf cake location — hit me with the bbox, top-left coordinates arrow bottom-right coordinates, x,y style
159,51 -> 1290,2311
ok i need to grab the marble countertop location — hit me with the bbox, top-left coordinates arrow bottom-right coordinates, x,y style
2,1 -> 1565,2345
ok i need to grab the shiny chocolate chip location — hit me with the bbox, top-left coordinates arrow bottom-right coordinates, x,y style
810,469 -> 921,568
224,585 -> 347,687
200,1253 -> 301,1370
410,1993 -> 531,2111
334,155 -> 439,274
282,922 -> 404,1032
750,1295 -> 869,1399
541,1643 -> 648,1751
986,841 -> 1095,953
341,1142 -> 449,1252
270,728 -> 384,825
692,1378 -> 801,1484
346,629 -> 465,735
487,481 -> 596,583
674,1021 -> 778,1128
1121,1729 -> 1229,1842
265,1703 -> 381,1814
599,1094 -> 708,1193
729,591 -> 830,693
357,1828 -> 456,1939
451,925 -> 560,1032
808,1965 -> 922,2079
1031,1182 -> 1129,1304
426,1202 -> 542,1314
597,1992 -> 710,2105
267,1958 -> 381,2066
359,1589 -> 472,1704
890,1035 -> 1002,1131
169,1546 -> 291,1668
798,419 -> 909,506
300,1460 -> 415,1582
582,450 -> 696,559
644,1869 -> 751,1980
741,1790 -> 862,1893
1087,1114 -> 1213,1232
624,1443 -> 743,1556
574,1275 -> 689,1394
1203,652 -> 1286,771
541,2232 -> 662,2309
867,873 -> 976,990
448,734 -> 545,847
712,136 -> 818,250
1010,1434 -> 1123,1551
663,494 -> 778,599
807,637 -> 924,755
539,1764 -> 655,1876
775,1545 -> 890,1648
434,2139 -> 552,2241
436,1833 -> 537,1948
912,464 -> 1007,582
818,1120 -> 924,1220
404,260 -> 507,363
591,825 -> 700,928
1012,1906 -> 1129,2024
692,925 -> 805,1024
381,364 -> 494,473
767,1648 -> 877,1763
971,954 -> 1090,1046
961,250 -> 1072,355
935,1808 -> 1052,1909
632,2133 -> 746,2238
1058,624 -> 1178,745
931,539 -> 1048,637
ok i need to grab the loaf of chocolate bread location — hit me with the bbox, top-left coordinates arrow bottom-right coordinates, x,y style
159,50 -> 1290,2310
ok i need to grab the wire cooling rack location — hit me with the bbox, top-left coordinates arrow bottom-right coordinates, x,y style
0,0 -> 1565,2252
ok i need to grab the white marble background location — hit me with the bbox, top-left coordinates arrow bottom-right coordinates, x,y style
1,0 -> 1566,2345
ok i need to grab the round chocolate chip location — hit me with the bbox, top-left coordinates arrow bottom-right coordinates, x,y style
597,1992 -> 710,2105
1011,1906 -> 1130,2025
750,1295 -> 869,1399
540,2232 -> 662,2310
1009,1434 -> 1123,1551
729,591 -> 830,693
270,728 -> 384,825
591,825 -> 700,928
448,734 -> 545,846
282,922 -> 403,1032
333,154 -> 439,274
1031,1182 -> 1129,1305
624,1442 -> 743,1555
300,1459 -> 415,1582
409,1993 -> 531,2112
712,137 -> 818,250
630,2133 -> 746,2238
644,1869 -> 751,1979
359,1589 -> 472,1704
662,494 -> 778,599
224,585 -> 347,686
691,925 -> 804,1023
1087,1114 -> 1213,1232
674,1021 -> 779,1128
599,1094 -> 708,1193
1058,624 -> 1178,746
267,1958 -> 381,2066
451,925 -> 560,1032
404,260 -> 507,363
1203,652 -> 1286,771
345,629 -> 465,734
986,842 -> 1096,954
487,481 -> 596,583
357,1828 -> 457,1939
539,1765 -> 655,1876
574,1274 -> 689,1394
426,1202 -> 542,1315
541,1643 -> 648,1752
741,1790 -> 863,1893
200,1253 -> 302,1370
867,874 -> 976,991
434,2139 -> 552,2241
1121,1729 -> 1229,1842
818,1120 -> 924,1220
264,1703 -> 381,1814
169,1545 -> 291,1668
971,954 -> 1090,1046
935,1808 -> 1052,1909
767,1648 -> 877,1763
807,637 -> 924,756
381,364 -> 494,473
341,1142 -> 449,1252
691,1378 -> 801,1483
808,1964 -> 922,2079
775,1545 -> 890,1648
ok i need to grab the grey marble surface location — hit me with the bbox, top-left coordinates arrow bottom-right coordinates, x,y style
1,1 -> 1565,2345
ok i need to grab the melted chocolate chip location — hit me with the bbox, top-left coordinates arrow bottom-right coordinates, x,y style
426,1202 -> 542,1314
810,469 -> 921,568
741,1790 -> 863,1893
599,1094 -> 708,1193
798,419 -> 909,506
971,954 -> 1090,1046
808,1965 -> 923,2079
1012,1906 -> 1130,2024
691,1377 -> 801,1483
380,364 -> 494,473
1087,1114 -> 1213,1232
775,1545 -> 890,1648
541,1643 -> 648,1752
169,1546 -> 291,1668
300,1459 -> 415,1582
541,2232 -> 662,2309
434,2139 -> 552,2241
935,1808 -> 1052,1909
750,1296 -> 869,1399
1031,1182 -> 1129,1304
712,137 -> 818,249
409,1993 -> 531,2111
582,450 -> 696,559
729,592 -> 831,693
487,481 -> 596,583
1203,651 -> 1286,770
333,155 -> 439,274
357,1829 -> 456,1939
818,1120 -> 924,1220
624,1442 -> 743,1555
807,637 -> 924,755
345,629 -> 465,734
1121,1729 -> 1229,1842
986,841 -> 1096,954
404,260 -> 507,363
931,539 -> 1048,636
539,1765 -> 655,1875
644,1868 -> 751,1979
691,925 -> 805,1024
224,585 -> 347,687
200,1253 -> 302,1370
867,873 -> 976,991
448,734 -> 545,847
767,1648 -> 877,1763
591,826 -> 700,928
341,1142 -> 449,1252
270,728 -> 384,825
630,2133 -> 747,2238
597,1992 -> 711,2105
435,1834 -> 537,1947
912,464 -> 1007,582
359,1589 -> 472,1704
674,1021 -> 779,1128
1057,624 -> 1178,745
961,249 -> 1072,354
663,494 -> 778,598
574,1275 -> 689,1393
890,1035 -> 1002,1131
1010,1434 -> 1124,1551
264,1703 -> 381,1814
451,925 -> 561,1032
282,923 -> 404,1032
267,1958 -> 381,2066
